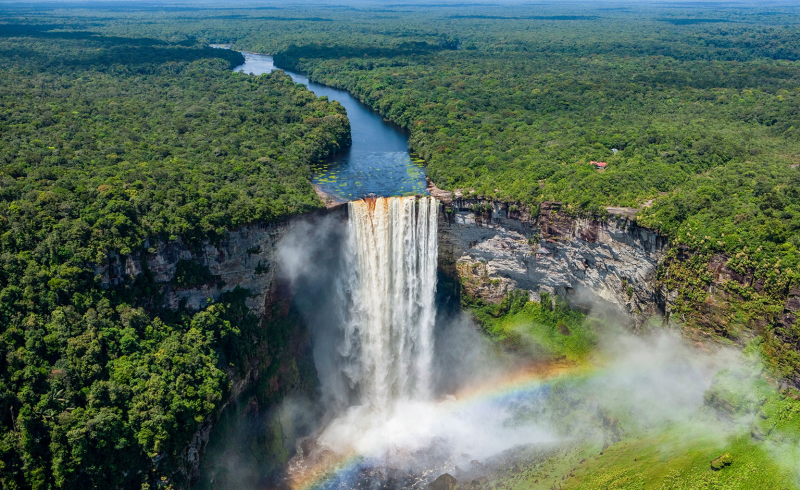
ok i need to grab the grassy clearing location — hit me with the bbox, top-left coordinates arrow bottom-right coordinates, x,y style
570,430 -> 793,490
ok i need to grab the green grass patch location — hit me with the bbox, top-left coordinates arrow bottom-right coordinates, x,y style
468,399 -> 800,490
466,290 -> 598,362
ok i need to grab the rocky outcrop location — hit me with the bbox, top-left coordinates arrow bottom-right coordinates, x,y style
96,205 -> 346,315
779,285 -> 800,331
94,221 -> 290,316
439,198 -> 800,389
439,200 -> 669,324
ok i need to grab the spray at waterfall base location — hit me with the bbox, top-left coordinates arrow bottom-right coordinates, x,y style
282,338 -> 755,490
277,196 -> 790,490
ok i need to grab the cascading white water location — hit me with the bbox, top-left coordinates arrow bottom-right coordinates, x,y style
344,196 -> 439,410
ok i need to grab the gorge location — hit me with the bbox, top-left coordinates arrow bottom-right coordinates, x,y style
86,56 -> 799,479
104,193 -> 692,487
90,188 -> 800,489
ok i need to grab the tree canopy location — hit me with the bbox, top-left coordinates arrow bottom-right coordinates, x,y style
0,25 -> 348,489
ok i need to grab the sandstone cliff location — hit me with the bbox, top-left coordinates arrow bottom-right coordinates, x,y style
439,200 -> 669,325
95,220 -> 289,316
439,198 -> 800,384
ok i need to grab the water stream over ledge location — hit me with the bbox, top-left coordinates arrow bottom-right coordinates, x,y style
232,52 -> 428,201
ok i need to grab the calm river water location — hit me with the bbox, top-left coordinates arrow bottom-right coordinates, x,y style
232,52 -> 427,201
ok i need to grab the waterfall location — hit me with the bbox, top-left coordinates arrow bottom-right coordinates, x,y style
344,196 -> 439,410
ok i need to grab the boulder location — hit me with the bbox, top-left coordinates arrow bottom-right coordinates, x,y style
427,473 -> 457,490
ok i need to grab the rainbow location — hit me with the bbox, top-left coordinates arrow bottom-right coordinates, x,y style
287,360 -> 590,490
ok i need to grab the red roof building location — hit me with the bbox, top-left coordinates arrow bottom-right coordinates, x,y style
590,161 -> 607,168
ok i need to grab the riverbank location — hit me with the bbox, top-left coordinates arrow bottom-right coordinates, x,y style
313,184 -> 344,208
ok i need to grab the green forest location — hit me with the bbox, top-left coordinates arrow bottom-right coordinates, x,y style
0,22 -> 349,489
2,1 -> 800,489
277,42 -> 800,382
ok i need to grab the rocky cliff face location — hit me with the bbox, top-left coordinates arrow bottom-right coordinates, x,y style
96,220 -> 287,316
93,206 -> 345,484
439,198 -> 800,389
439,200 -> 669,324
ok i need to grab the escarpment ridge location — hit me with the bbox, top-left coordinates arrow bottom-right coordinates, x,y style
439,199 -> 800,361
439,199 -> 668,326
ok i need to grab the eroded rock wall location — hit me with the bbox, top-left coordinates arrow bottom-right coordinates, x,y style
95,221 -> 288,315
439,200 -> 669,324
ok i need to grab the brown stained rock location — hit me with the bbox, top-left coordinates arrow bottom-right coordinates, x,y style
786,286 -> 800,312
427,177 -> 453,203
707,254 -> 754,287
728,269 -> 753,286
540,201 -> 562,212
578,220 -> 599,243
707,255 -> 729,282
427,473 -> 457,490
538,201 -> 573,240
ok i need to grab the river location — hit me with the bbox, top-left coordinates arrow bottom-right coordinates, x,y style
232,52 -> 427,201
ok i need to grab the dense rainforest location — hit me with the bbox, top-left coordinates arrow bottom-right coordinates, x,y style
0,23 -> 349,489
1,1 -> 800,488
